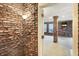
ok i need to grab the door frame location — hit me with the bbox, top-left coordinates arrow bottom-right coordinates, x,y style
38,3 -> 78,56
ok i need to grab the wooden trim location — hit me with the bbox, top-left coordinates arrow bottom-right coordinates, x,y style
72,3 -> 78,56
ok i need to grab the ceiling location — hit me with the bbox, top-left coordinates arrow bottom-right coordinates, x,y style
43,3 -> 73,22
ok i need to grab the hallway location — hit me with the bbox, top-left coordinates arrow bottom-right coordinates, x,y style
43,35 -> 72,56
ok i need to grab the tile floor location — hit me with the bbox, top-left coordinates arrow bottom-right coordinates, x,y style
43,35 -> 72,56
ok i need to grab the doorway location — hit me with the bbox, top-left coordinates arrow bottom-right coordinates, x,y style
38,3 -> 78,56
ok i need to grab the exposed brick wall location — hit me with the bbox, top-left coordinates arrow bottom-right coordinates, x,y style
22,3 -> 38,56
0,3 -> 38,56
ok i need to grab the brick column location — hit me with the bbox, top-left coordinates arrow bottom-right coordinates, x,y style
53,16 -> 58,43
